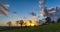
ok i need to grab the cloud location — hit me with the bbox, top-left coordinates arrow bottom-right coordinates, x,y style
48,8 -> 56,13
13,12 -> 17,15
30,12 -> 36,16
39,0 -> 45,5
40,10 -> 45,16
39,0 -> 60,21
39,0 -> 45,8
3,4 -> 10,9
40,7 -> 49,17
0,4 -> 10,16
0,11 -> 5,16
40,7 -> 60,21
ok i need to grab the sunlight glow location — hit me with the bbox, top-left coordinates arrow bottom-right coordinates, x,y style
31,23 -> 35,26
24,20 -> 39,26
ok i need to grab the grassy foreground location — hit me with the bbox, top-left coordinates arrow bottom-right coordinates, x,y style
0,23 -> 60,32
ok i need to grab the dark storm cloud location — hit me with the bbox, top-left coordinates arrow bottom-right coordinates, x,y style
30,12 -> 36,16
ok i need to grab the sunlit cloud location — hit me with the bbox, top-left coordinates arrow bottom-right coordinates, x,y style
0,4 -> 10,16
48,8 -> 56,13
39,0 -> 60,21
0,6 -> 8,16
40,7 -> 60,21
40,10 -> 45,16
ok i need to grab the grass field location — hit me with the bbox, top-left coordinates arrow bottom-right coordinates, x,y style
0,23 -> 60,32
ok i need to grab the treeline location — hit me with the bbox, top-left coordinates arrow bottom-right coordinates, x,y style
44,17 -> 60,24
6,17 -> 60,27
7,20 -> 34,27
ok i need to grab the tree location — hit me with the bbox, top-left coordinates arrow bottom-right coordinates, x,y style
7,21 -> 12,27
57,18 -> 60,23
29,20 -> 32,26
19,20 -> 24,27
16,21 -> 19,27
51,21 -> 55,23
45,17 -> 51,24
39,20 -> 41,25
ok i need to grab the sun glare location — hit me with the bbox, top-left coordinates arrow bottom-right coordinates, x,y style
31,23 -> 35,26
24,20 -> 38,26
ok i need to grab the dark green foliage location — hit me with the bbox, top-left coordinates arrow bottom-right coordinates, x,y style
51,21 -> 55,23
16,21 -> 19,27
45,17 -> 51,24
19,20 -> 24,27
57,18 -> 60,23
7,21 -> 12,27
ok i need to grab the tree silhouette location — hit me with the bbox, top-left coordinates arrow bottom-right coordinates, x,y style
19,20 -> 24,27
16,21 -> 19,27
45,17 -> 51,24
39,20 -> 41,24
7,21 -> 12,27
57,18 -> 60,23
29,20 -> 32,26
51,21 -> 55,23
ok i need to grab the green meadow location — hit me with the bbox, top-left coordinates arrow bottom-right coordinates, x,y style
0,23 -> 60,32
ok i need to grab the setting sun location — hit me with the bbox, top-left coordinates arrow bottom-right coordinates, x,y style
23,20 -> 39,26
30,23 -> 35,26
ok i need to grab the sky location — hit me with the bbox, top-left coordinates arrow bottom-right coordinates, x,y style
0,0 -> 60,26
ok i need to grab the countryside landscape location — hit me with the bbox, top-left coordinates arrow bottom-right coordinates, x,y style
0,0 -> 60,32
